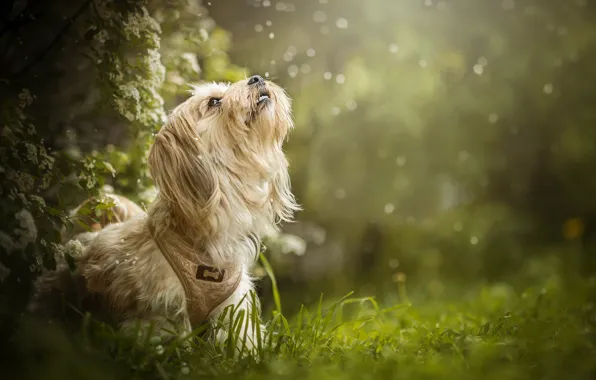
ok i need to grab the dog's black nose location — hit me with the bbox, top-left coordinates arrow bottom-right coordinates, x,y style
248,75 -> 265,86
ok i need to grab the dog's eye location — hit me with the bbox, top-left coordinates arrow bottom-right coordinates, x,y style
208,97 -> 222,107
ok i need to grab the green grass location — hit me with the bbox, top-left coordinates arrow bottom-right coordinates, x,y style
8,263 -> 596,380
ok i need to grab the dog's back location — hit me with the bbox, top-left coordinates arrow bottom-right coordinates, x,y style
28,194 -> 144,321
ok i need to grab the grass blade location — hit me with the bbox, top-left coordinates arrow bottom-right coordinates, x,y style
259,252 -> 282,315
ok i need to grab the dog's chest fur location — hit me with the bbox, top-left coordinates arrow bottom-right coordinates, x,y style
77,218 -> 242,327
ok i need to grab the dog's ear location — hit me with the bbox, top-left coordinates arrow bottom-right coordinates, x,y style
148,106 -> 220,225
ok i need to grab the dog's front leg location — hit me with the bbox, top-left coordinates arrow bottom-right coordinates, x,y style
208,271 -> 264,355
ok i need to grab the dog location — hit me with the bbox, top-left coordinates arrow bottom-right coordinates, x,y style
28,75 -> 299,352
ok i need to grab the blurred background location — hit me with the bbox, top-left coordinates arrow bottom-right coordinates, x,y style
2,0 -> 596,317
211,0 -> 596,312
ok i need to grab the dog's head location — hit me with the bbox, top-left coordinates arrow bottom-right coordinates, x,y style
169,75 -> 293,145
148,76 -> 299,250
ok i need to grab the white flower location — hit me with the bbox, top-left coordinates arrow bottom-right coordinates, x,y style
0,231 -> 15,254
18,89 -> 34,108
94,29 -> 109,45
14,209 -> 37,249
180,52 -> 201,74
280,234 -> 307,256
139,186 -> 158,203
50,242 -> 65,258
24,143 -> 38,164
64,239 -> 84,258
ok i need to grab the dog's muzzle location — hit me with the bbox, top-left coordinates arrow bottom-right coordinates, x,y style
248,75 -> 271,105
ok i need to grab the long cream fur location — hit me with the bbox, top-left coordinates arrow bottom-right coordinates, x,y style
29,78 -> 299,351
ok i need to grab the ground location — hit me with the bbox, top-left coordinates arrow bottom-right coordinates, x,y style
8,260 -> 596,380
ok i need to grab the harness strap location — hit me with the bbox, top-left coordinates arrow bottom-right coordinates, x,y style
147,221 -> 242,326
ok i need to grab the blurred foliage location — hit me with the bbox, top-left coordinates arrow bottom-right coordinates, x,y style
207,0 -> 596,300
0,0 -> 244,328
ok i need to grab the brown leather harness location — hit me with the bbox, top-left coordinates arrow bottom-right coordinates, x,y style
147,221 -> 242,326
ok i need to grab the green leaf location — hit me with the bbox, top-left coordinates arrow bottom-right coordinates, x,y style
76,219 -> 92,232
46,207 -> 65,216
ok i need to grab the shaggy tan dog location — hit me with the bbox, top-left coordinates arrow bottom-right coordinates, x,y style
29,75 -> 299,351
